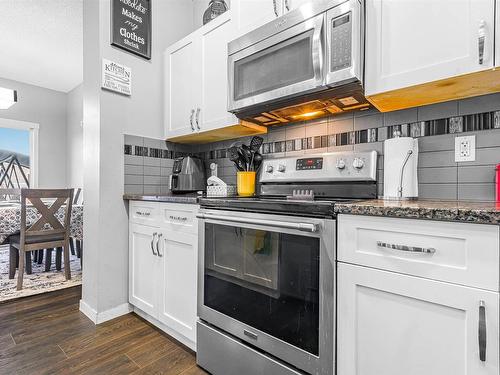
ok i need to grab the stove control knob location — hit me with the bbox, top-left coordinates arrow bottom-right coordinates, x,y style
336,159 -> 346,170
353,158 -> 365,170
278,164 -> 286,173
266,165 -> 274,173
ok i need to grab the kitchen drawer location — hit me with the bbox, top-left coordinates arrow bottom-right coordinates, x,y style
338,214 -> 500,291
158,203 -> 198,234
129,201 -> 160,226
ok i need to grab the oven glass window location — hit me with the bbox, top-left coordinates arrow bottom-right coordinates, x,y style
204,223 -> 320,355
233,30 -> 315,101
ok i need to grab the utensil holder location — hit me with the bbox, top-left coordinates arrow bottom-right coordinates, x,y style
237,172 -> 256,197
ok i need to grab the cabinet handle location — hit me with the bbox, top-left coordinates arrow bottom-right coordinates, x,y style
479,300 -> 486,362
156,233 -> 163,257
195,108 -> 201,130
478,20 -> 486,65
151,233 -> 158,256
170,215 -> 188,222
376,241 -> 436,254
273,0 -> 278,17
284,0 -> 290,12
190,109 -> 195,131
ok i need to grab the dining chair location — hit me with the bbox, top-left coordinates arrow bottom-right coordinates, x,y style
69,187 -> 83,266
9,188 -> 74,290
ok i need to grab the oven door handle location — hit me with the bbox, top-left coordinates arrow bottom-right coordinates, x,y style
196,213 -> 320,233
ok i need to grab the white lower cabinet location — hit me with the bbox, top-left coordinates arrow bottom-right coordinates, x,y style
337,263 -> 500,375
157,230 -> 198,343
129,223 -> 161,319
128,201 -> 199,350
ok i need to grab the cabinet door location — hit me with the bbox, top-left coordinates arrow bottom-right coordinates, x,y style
129,223 -> 161,318
164,36 -> 198,138
234,0 -> 281,34
496,0 -> 500,67
157,230 -> 198,344
365,0 -> 495,96
282,0 -> 311,13
338,263 -> 500,375
198,12 -> 238,132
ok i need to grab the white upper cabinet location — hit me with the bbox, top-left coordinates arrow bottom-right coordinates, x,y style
338,263 -> 500,375
198,13 -> 238,132
496,0 -> 500,67
164,12 -> 237,140
164,36 -> 198,138
365,0 -> 495,96
233,0 -> 281,34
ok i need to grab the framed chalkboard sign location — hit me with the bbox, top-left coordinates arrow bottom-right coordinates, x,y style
111,0 -> 151,60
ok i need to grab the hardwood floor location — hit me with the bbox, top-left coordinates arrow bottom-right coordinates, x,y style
0,286 -> 208,375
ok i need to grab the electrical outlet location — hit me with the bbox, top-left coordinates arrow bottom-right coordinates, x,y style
455,135 -> 476,162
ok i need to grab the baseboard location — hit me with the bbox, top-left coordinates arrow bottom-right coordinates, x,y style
133,307 -> 196,352
80,300 -> 132,325
79,299 -> 98,323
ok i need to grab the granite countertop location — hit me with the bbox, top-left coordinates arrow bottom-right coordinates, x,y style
334,199 -> 500,225
123,193 -> 200,204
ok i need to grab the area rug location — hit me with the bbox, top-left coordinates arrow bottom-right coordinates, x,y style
0,245 -> 82,302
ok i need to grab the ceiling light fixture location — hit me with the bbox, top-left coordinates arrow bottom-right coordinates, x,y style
0,87 -> 17,109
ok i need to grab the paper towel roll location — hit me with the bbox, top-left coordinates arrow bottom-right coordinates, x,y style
383,136 -> 419,199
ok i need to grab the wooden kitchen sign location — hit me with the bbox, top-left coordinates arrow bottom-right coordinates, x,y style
111,0 -> 151,60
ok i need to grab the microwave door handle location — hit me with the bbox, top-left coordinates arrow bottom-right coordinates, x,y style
312,18 -> 324,85
196,213 -> 320,233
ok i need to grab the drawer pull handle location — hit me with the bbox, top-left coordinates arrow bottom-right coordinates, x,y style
479,300 -> 486,362
377,241 -> 436,254
169,215 -> 188,222
243,329 -> 258,340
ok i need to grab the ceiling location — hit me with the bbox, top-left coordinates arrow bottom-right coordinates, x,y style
0,0 -> 83,93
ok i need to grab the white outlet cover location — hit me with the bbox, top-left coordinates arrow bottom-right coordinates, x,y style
455,135 -> 476,162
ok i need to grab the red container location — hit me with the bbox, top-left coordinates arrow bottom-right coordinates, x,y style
496,164 -> 500,202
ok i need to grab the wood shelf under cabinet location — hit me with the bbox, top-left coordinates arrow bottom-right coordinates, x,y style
167,120 -> 267,144
367,68 -> 500,112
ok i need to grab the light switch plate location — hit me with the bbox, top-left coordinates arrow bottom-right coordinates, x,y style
455,135 -> 476,162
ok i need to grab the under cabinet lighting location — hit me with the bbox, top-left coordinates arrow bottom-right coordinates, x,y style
0,87 -> 17,109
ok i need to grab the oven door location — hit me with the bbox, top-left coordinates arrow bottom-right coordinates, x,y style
197,209 -> 335,375
228,13 -> 325,113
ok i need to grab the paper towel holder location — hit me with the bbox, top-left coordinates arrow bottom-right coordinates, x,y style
382,130 -> 419,201
397,150 -> 414,199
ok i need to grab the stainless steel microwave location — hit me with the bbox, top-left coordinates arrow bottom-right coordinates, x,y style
228,0 -> 368,126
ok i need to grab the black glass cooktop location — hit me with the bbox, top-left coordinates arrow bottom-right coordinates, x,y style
199,196 -> 357,218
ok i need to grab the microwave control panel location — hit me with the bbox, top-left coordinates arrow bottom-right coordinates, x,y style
330,12 -> 352,72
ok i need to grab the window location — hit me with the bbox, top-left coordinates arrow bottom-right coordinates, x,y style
0,119 -> 39,194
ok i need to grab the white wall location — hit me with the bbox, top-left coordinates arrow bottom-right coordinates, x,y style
0,77 -> 67,188
81,0 -> 194,319
66,84 -> 83,188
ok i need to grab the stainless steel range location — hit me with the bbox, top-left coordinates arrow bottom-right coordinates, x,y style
196,151 -> 377,375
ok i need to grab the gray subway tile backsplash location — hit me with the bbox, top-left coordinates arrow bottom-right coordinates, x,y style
124,93 -> 500,200
417,101 -> 458,122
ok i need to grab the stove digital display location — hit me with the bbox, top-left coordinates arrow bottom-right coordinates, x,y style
296,158 -> 323,170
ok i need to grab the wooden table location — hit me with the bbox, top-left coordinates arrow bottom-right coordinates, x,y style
0,203 -> 83,244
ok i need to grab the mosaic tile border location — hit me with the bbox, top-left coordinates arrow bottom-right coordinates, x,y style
203,110 -> 500,158
124,145 -> 189,159
123,110 -> 500,160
